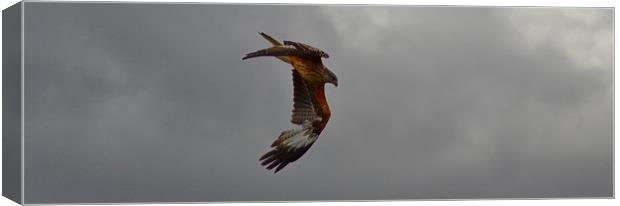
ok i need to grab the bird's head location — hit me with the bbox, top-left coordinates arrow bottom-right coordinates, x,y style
323,67 -> 338,87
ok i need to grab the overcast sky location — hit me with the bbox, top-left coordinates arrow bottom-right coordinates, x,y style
22,3 -> 612,203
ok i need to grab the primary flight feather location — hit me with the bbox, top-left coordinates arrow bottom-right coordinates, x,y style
242,32 -> 338,173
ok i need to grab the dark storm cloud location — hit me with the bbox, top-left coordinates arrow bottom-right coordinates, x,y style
23,3 -> 612,203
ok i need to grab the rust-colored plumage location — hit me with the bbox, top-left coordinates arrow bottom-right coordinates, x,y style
242,33 -> 338,173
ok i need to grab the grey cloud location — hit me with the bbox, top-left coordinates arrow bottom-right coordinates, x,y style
23,3 -> 612,203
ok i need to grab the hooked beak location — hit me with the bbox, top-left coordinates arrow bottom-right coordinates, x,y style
325,68 -> 338,87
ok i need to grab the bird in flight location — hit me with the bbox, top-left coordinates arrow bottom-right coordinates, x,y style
242,32 -> 338,173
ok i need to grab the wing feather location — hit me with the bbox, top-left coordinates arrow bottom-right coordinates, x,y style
283,40 -> 329,58
243,38 -> 328,60
291,70 -> 317,124
259,122 -> 318,173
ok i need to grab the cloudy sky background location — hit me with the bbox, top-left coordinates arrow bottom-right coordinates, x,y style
23,3 -> 612,203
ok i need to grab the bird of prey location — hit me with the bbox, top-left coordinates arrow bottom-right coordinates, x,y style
242,33 -> 338,173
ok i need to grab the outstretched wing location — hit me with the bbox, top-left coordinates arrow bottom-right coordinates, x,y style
259,70 -> 321,173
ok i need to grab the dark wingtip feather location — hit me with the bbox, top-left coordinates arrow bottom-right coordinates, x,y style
259,148 -> 290,172
258,142 -> 316,173
274,162 -> 289,173
266,156 -> 285,170
259,149 -> 278,161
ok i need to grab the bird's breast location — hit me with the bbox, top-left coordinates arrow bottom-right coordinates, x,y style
289,57 -> 324,84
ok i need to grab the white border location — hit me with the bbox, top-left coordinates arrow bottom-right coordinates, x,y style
15,0 -> 619,7
20,1 -> 24,205
0,1 -> 617,206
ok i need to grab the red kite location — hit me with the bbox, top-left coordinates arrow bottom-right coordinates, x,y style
243,33 -> 338,173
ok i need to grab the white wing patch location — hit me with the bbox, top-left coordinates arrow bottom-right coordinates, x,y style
277,121 -> 318,151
